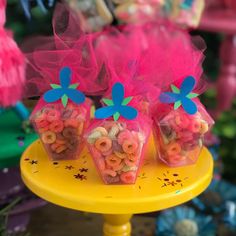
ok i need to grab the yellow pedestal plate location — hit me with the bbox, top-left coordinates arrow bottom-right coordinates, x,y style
20,138 -> 213,236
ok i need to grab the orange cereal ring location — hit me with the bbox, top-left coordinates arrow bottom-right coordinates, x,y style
64,119 -> 79,128
55,145 -> 67,154
46,110 -> 60,122
105,154 -> 122,168
41,131 -> 56,144
51,142 -> 61,151
120,171 -> 136,184
165,142 -> 181,156
122,139 -> 138,154
103,169 -> 117,177
77,122 -> 84,135
95,137 -> 112,152
38,126 -> 49,133
49,120 -> 64,133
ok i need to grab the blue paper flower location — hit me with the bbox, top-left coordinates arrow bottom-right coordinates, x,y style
20,0 -> 55,19
95,82 -> 138,121
43,67 -> 85,108
156,206 -> 216,236
159,76 -> 199,115
181,0 -> 194,9
192,179 -> 236,214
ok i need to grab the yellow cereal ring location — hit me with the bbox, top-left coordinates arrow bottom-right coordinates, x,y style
93,127 -> 108,136
200,122 -> 209,134
41,131 -> 56,144
95,137 -> 112,152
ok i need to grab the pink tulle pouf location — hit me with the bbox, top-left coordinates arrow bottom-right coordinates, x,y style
0,0 -> 25,108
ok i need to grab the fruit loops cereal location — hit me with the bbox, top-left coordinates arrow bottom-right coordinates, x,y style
86,120 -> 147,184
31,102 -> 90,161
153,108 -> 213,167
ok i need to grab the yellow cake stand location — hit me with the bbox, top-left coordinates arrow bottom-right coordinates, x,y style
21,138 -> 213,236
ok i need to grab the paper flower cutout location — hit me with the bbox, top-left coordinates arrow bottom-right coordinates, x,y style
95,82 -> 138,121
159,76 -> 199,115
181,0 -> 194,9
43,67 -> 85,107
156,206 -> 216,236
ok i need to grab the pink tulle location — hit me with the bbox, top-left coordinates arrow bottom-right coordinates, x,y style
94,20 -> 205,106
0,0 -> 25,107
24,3 -> 108,98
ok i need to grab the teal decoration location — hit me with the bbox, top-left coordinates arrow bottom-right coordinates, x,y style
43,67 -> 85,108
95,82 -> 138,121
159,76 -> 199,115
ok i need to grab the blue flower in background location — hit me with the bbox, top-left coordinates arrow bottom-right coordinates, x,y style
159,76 -> 199,115
192,179 -> 236,214
156,206 -> 216,236
43,67 -> 85,108
181,0 -> 194,9
20,0 -> 55,19
95,82 -> 138,121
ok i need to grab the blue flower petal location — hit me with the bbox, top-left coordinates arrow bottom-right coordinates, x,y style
43,89 -> 64,103
95,106 -> 116,119
66,89 -> 85,104
60,67 -> 72,88
182,97 -> 197,115
180,76 -> 196,96
112,82 -> 124,105
119,106 -> 138,120
159,92 -> 179,103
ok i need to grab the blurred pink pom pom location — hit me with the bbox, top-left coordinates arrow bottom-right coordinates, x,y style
0,0 -> 25,107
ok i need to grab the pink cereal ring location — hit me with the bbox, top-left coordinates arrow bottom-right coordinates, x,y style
165,142 -> 181,156
49,120 -> 64,133
90,146 -> 102,159
168,155 -> 186,165
118,130 -> 132,145
103,169 -> 117,177
71,110 -> 80,119
64,119 -> 79,128
124,157 -> 138,167
95,137 -> 112,153
35,116 -> 49,129
102,149 -> 113,157
122,139 -> 138,154
189,119 -> 201,133
51,142 -> 61,151
120,171 -> 136,184
175,114 -> 190,129
97,158 -> 106,171
105,155 -> 122,168
46,110 -> 60,122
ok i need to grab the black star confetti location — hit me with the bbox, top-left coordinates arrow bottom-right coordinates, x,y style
74,174 -> 87,180
17,136 -> 25,141
30,160 -> 38,165
79,168 -> 88,173
65,166 -> 74,170
157,171 -> 187,188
